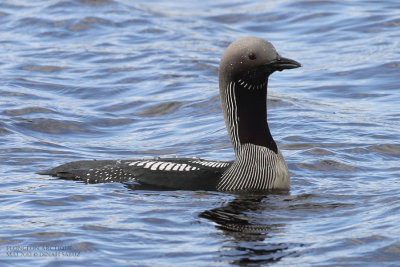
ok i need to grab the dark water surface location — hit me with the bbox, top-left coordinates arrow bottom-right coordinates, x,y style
1,0 -> 399,266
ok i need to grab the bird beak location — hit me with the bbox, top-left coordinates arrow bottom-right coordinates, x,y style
269,56 -> 302,72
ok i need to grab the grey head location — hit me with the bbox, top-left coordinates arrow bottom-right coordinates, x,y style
219,36 -> 301,90
218,37 -> 301,154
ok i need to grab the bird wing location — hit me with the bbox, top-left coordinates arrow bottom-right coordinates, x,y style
40,158 -> 232,190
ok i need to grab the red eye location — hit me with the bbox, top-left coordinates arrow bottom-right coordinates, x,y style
248,53 -> 256,60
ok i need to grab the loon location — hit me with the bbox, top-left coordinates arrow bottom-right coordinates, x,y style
41,37 -> 301,192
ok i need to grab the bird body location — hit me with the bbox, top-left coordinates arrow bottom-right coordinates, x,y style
41,37 -> 301,192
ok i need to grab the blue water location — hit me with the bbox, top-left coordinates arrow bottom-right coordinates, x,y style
1,0 -> 399,266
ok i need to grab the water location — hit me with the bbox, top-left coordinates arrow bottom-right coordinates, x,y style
1,0 -> 399,266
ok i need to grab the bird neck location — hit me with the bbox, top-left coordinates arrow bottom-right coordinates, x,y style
220,80 -> 278,157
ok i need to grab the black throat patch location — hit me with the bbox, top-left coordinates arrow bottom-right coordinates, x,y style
234,82 -> 278,154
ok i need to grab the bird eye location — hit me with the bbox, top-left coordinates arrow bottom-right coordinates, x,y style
248,53 -> 256,60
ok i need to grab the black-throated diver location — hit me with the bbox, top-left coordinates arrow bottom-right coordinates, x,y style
41,37 -> 301,192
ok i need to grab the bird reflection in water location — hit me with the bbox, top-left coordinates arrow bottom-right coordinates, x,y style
199,193 -> 301,265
